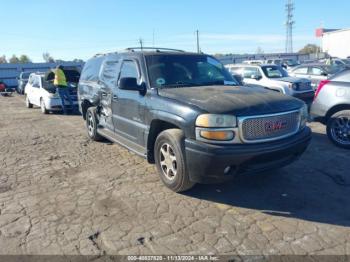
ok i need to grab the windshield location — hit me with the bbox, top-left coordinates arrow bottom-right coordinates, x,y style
21,72 -> 31,79
145,54 -> 237,88
323,65 -> 344,74
262,66 -> 289,78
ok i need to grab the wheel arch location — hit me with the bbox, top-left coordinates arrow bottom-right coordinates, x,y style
325,104 -> 350,122
146,119 -> 183,163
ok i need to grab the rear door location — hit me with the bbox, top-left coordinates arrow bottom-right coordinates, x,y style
98,55 -> 120,131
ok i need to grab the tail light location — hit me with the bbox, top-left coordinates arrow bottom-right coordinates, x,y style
314,80 -> 330,101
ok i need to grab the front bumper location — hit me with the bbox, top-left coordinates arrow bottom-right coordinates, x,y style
292,91 -> 314,105
185,127 -> 311,183
46,98 -> 78,110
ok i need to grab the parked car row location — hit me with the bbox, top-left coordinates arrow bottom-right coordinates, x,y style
7,48 -> 348,193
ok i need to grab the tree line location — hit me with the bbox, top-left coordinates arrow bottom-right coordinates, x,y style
0,52 -> 84,64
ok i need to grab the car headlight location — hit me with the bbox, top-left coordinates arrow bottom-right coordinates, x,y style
196,114 -> 237,142
196,114 -> 237,128
299,104 -> 308,129
289,83 -> 298,90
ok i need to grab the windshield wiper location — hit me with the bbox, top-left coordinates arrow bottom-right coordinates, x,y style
199,80 -> 225,86
160,81 -> 198,88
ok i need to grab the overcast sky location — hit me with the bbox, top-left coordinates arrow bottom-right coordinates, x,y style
1,0 -> 349,62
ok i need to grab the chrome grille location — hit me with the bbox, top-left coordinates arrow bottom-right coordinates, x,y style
240,111 -> 300,142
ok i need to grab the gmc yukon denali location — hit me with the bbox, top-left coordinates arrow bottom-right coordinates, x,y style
78,47 -> 311,192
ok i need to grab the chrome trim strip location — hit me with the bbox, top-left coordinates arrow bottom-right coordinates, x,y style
238,109 -> 301,144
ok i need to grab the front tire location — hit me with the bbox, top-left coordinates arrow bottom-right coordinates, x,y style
25,95 -> 33,108
327,110 -> 350,149
86,107 -> 102,141
154,129 -> 195,192
40,98 -> 48,114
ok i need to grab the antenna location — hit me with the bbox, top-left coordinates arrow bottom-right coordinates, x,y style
196,30 -> 200,53
285,0 -> 295,53
139,38 -> 144,50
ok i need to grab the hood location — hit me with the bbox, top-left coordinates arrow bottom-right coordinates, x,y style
276,77 -> 310,84
158,85 -> 304,116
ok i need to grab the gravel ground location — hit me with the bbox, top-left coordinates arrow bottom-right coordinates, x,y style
0,94 -> 349,255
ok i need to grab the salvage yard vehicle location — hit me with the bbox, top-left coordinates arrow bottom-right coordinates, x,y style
16,71 -> 31,94
225,64 -> 314,104
289,63 -> 344,90
311,69 -> 350,149
0,81 -> 12,96
78,47 -> 311,192
25,69 -> 79,114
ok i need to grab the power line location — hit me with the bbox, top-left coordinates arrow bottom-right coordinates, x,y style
285,0 -> 295,53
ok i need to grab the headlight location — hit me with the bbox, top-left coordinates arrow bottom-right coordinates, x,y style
289,83 -> 298,90
196,114 -> 237,128
299,104 -> 308,129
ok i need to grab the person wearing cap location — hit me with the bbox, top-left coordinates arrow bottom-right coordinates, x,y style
54,65 -> 73,115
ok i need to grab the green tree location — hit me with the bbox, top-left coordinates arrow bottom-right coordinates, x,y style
9,55 -> 20,63
0,55 -> 7,64
43,52 -> 55,63
298,44 -> 320,55
19,55 -> 32,63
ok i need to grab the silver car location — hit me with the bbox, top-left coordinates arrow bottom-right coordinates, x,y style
311,69 -> 350,149
289,63 -> 344,90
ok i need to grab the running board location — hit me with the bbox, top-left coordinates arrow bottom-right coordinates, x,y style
97,128 -> 147,158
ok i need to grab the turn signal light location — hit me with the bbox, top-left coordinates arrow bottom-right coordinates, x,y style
200,130 -> 234,141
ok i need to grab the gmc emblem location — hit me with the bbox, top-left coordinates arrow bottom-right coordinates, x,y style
265,120 -> 288,132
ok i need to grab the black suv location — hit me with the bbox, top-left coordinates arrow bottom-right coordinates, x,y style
78,48 -> 311,192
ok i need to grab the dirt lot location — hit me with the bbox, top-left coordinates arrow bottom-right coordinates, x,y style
0,94 -> 349,255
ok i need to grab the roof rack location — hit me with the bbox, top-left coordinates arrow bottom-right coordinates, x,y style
125,47 -> 185,53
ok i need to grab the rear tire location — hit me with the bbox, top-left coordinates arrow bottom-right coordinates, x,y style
86,107 -> 102,141
40,98 -> 48,114
154,129 -> 195,192
25,95 -> 33,108
326,110 -> 350,149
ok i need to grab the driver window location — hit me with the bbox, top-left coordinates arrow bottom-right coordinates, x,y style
119,61 -> 139,80
310,67 -> 323,75
32,76 -> 40,88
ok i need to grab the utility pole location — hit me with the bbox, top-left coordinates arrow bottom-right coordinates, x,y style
285,0 -> 295,53
196,30 -> 200,53
139,38 -> 143,50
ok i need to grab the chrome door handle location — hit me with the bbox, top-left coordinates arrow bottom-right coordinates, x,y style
113,95 -> 118,100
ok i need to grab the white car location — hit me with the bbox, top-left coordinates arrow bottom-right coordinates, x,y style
225,64 -> 314,104
24,72 -> 79,114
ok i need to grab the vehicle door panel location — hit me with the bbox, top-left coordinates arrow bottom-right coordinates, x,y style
112,59 -> 147,147
308,67 -> 327,89
31,76 -> 41,106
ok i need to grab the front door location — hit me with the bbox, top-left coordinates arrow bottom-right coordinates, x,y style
111,59 -> 147,147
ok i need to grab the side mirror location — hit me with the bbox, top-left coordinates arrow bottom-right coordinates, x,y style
119,77 -> 144,92
321,72 -> 328,77
251,74 -> 261,80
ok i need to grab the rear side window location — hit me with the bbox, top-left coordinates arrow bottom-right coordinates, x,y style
243,67 -> 261,78
333,70 -> 350,82
293,67 -> 308,74
100,56 -> 120,86
80,57 -> 104,81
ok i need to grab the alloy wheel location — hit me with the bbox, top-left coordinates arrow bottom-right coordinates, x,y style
159,143 -> 178,181
330,116 -> 350,145
87,112 -> 94,137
